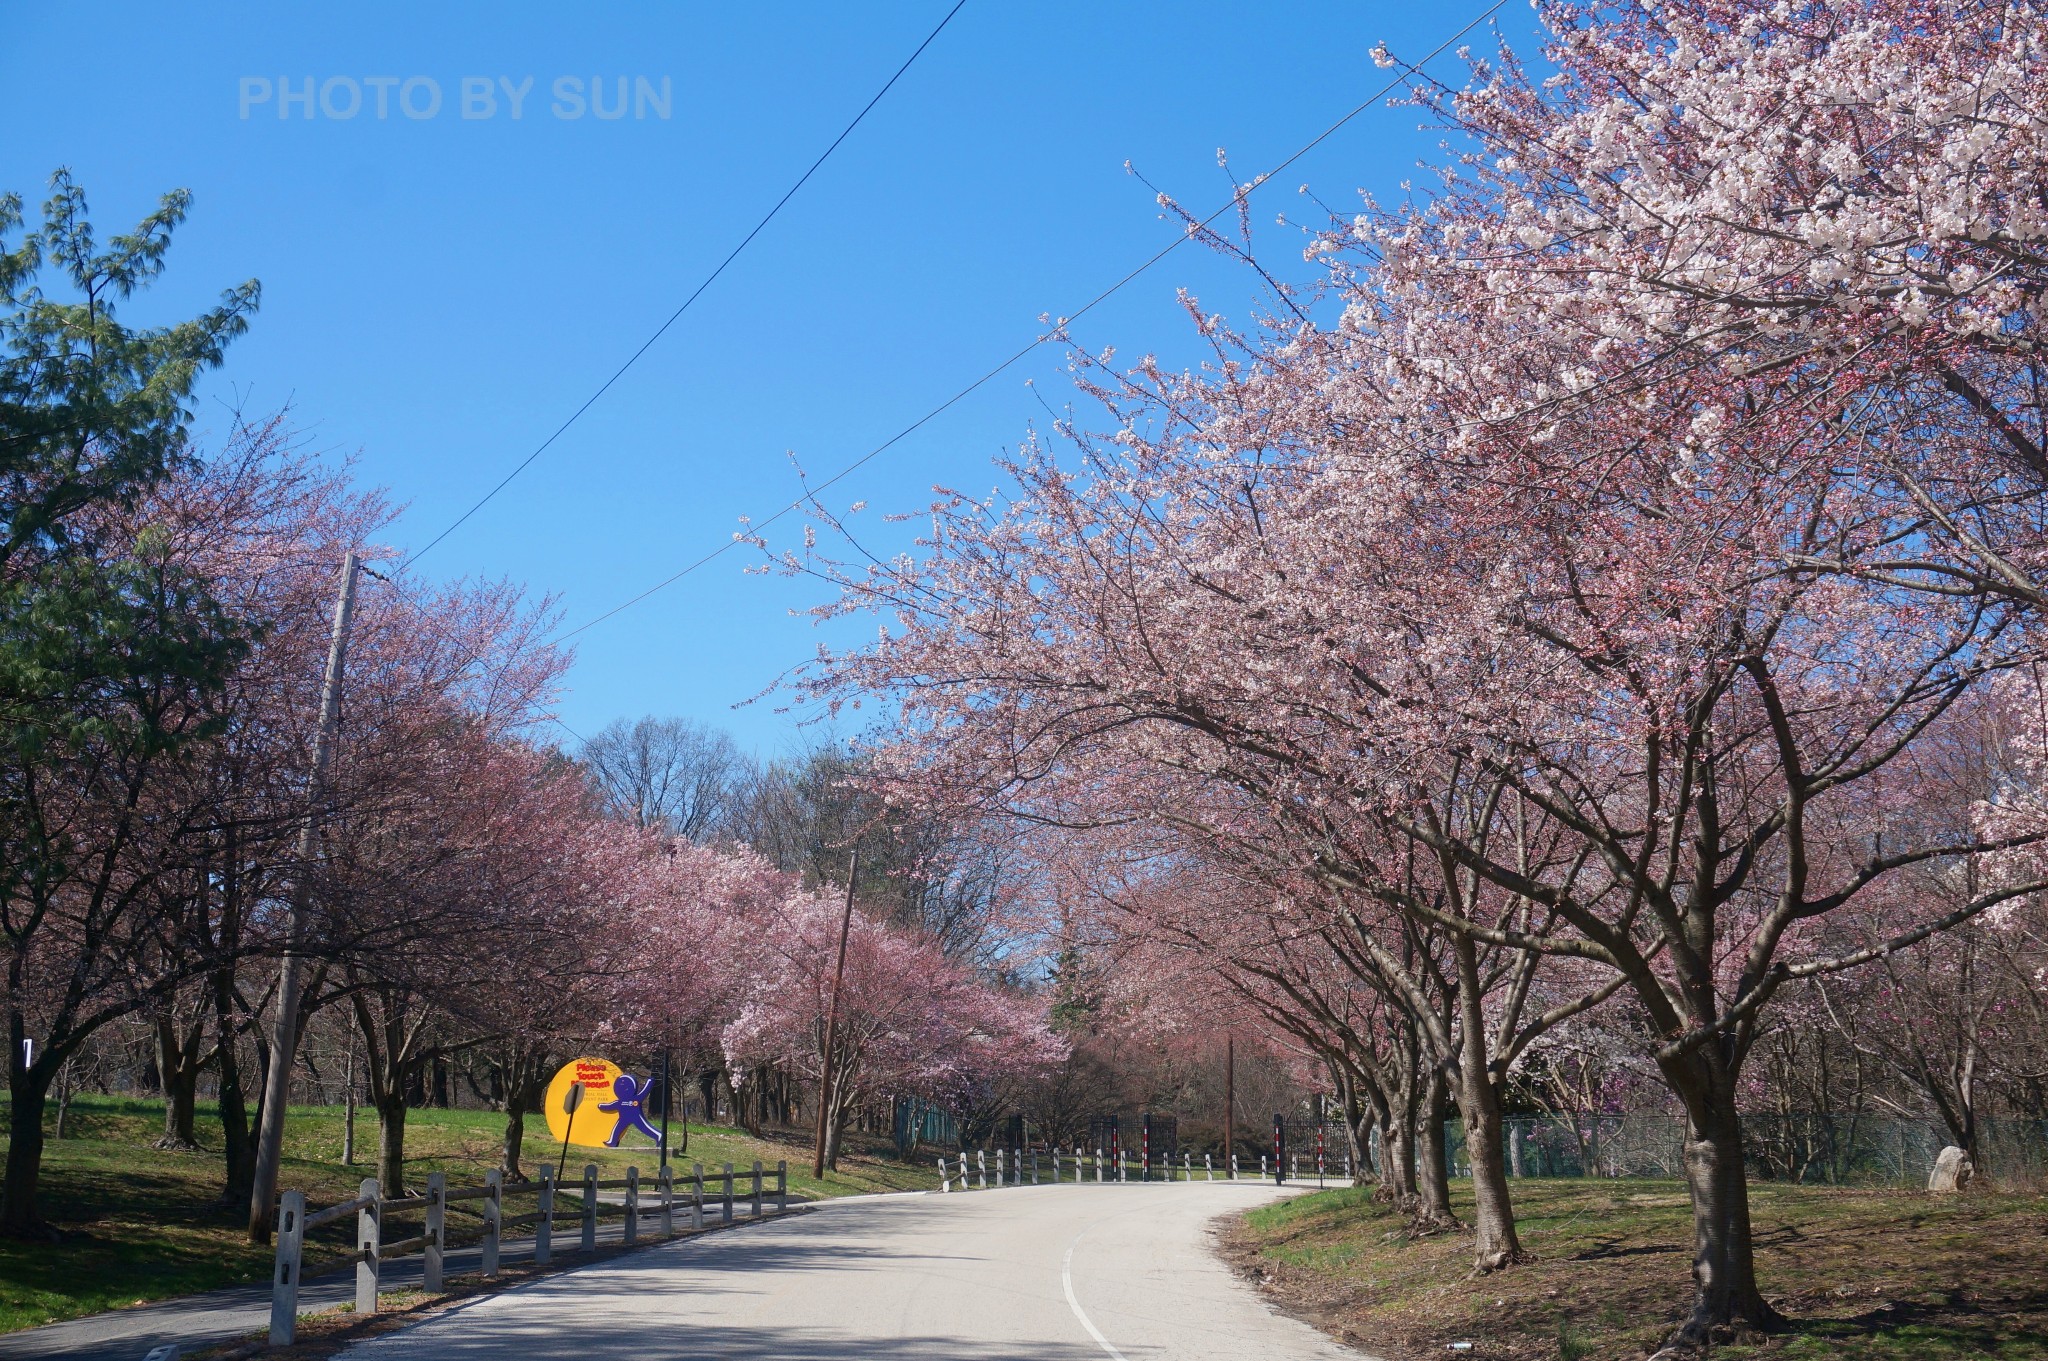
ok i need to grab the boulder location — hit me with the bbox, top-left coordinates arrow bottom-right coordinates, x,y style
1928,1144 -> 1974,1193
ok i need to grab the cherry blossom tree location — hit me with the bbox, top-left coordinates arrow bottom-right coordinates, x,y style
722,889 -> 1063,1170
784,5 -> 2048,1334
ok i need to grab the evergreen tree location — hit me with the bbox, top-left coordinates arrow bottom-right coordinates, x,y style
0,172 -> 258,1236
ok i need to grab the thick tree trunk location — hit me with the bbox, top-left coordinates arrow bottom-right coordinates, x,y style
1666,1056 -> 1781,1344
214,975 -> 255,1213
217,1039 -> 256,1211
1,1066 -> 54,1239
155,1016 -> 200,1150
160,1066 -> 200,1150
377,1094 -> 408,1196
1454,941 -> 1526,1271
1413,1069 -> 1457,1228
1379,1116 -> 1417,1202
1459,1055 -> 1525,1269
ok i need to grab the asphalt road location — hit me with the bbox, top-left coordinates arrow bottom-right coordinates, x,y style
339,1182 -> 1367,1361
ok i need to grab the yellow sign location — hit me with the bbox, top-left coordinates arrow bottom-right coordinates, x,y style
545,1056 -> 624,1148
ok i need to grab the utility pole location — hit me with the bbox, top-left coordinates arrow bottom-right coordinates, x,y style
812,850 -> 861,1180
1224,1034 -> 1234,1173
247,553 -> 360,1242
658,1048 -> 672,1170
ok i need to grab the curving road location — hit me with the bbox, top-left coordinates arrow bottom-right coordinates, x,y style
337,1181 -> 1369,1361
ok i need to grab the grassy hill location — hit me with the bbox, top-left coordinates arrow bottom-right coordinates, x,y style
0,1095 -> 939,1334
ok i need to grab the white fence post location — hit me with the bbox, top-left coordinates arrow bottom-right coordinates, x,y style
938,1157 -> 951,1191
1032,1150 -> 1040,1185
1095,1148 -> 1103,1183
582,1164 -> 598,1252
1183,1152 -> 1192,1181
976,1149 -> 987,1189
482,1168 -> 502,1277
423,1172 -> 445,1292
269,1189 -> 306,1346
1260,1154 -> 1268,1179
751,1161 -> 764,1218
1205,1154 -> 1214,1181
354,1177 -> 381,1317
995,1148 -> 1005,1186
1231,1154 -> 1239,1180
624,1166 -> 640,1245
692,1162 -> 706,1230
536,1166 -> 554,1264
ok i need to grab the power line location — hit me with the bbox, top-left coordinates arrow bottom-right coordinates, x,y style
403,0 -> 973,569
557,0 -> 1510,644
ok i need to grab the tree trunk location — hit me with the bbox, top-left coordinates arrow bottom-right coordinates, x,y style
1666,1056 -> 1782,1343
504,1105 -> 527,1180
822,1071 -> 853,1171
1454,939 -> 1526,1271
155,1016 -> 200,1150
214,975 -> 255,1213
53,1064 -> 72,1141
1,1062 -> 55,1239
160,1063 -> 200,1149
377,1093 -> 408,1196
1379,1114 -> 1417,1202
1460,1058 -> 1525,1270
1413,1068 -> 1457,1228
1333,1065 -> 1372,1184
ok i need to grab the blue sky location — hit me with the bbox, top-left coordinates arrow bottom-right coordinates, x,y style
2,2 -> 1539,758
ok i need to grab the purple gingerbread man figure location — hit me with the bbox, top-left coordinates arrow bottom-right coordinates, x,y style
598,1073 -> 665,1147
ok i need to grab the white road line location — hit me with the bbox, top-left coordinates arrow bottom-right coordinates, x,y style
1061,1235 -> 1130,1361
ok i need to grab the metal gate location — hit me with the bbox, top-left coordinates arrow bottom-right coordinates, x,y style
1276,1119 -> 1352,1185
1084,1113 -> 1179,1179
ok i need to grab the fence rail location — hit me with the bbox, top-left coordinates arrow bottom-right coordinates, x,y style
935,1146 -> 1306,1191
269,1158 -> 788,1345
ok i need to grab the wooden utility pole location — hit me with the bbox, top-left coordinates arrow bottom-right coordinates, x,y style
812,851 -> 861,1180
1224,1033 -> 1235,1171
248,553 -> 360,1241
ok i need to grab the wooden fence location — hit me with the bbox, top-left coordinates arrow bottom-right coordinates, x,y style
269,1159 -> 787,1345
936,1146 -> 1301,1190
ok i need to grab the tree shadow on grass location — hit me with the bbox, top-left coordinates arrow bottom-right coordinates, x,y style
1773,1285 -> 2048,1355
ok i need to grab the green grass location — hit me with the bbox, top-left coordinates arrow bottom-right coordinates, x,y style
1228,1177 -> 2048,1360
0,1094 -> 940,1335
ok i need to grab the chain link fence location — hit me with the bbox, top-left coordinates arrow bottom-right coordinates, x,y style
1422,1113 -> 2048,1187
